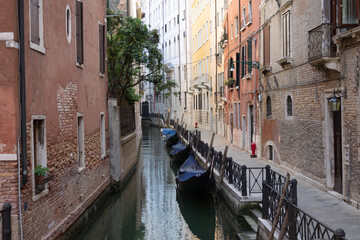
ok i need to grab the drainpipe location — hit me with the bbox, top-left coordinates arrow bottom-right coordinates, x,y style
18,0 -> 28,186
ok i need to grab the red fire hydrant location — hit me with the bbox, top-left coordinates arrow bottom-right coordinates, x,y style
195,122 -> 198,128
251,143 -> 257,158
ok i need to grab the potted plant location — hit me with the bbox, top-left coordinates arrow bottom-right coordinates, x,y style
225,78 -> 236,86
34,165 -> 51,186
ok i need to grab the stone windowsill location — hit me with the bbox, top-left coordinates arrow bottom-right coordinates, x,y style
32,188 -> 49,202
277,57 -> 293,68
244,74 -> 253,80
246,20 -> 252,27
260,65 -> 272,75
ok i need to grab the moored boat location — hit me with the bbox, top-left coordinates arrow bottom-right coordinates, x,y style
170,141 -> 190,165
165,133 -> 179,147
176,155 -> 210,194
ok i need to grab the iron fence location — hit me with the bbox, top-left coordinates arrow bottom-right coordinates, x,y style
172,125 -> 347,239
1,202 -> 12,240
120,105 -> 135,137
308,23 -> 337,61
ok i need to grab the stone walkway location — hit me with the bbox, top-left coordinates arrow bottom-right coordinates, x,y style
187,126 -> 360,240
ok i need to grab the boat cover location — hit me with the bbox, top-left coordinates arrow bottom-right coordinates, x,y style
170,141 -> 188,155
177,155 -> 206,182
165,133 -> 175,140
161,128 -> 175,135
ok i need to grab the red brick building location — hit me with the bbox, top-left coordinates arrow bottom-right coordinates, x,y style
223,0 -> 260,154
0,0 -> 109,238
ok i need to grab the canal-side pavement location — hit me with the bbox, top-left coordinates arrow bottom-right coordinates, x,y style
186,126 -> 360,240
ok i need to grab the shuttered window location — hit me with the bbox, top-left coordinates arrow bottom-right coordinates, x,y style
76,1 -> 84,64
283,11 -> 291,58
236,52 -> 240,86
30,0 -> 40,45
241,46 -> 246,78
263,25 -> 270,66
247,39 -> 252,73
99,24 -> 105,74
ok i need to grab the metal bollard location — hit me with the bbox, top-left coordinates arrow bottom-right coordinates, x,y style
334,228 -> 346,240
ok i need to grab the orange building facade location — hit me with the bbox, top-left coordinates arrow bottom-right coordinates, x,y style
223,0 -> 260,154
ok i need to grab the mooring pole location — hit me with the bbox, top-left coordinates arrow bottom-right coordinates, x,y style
205,133 -> 215,166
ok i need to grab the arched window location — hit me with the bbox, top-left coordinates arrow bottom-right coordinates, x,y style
266,96 -> 272,117
286,95 -> 293,117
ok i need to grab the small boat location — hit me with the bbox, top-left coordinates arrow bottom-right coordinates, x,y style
176,155 -> 210,194
165,133 -> 179,148
161,128 -> 175,136
170,141 -> 190,165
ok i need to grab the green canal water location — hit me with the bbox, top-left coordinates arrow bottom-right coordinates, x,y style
77,125 -> 248,240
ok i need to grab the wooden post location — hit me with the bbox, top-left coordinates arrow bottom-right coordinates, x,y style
175,119 -> 179,133
167,109 -> 170,127
270,173 -> 290,240
182,124 -> 187,138
181,113 -> 184,126
278,211 -> 289,240
216,146 -> 228,196
205,133 -> 215,166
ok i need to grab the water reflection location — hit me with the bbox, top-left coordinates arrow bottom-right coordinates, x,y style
76,125 -> 241,240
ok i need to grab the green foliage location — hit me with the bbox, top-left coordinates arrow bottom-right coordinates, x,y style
34,165 -> 49,177
224,78 -> 235,86
107,9 -> 176,105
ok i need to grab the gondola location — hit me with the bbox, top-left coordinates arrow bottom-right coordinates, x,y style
165,133 -> 179,148
161,128 -> 175,136
176,155 -> 210,194
170,141 -> 190,165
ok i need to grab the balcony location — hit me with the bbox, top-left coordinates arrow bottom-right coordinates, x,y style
308,23 -> 340,72
193,74 -> 210,89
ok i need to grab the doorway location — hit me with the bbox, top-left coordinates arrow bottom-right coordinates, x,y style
333,109 -> 342,193
249,105 -> 254,144
242,116 -> 246,148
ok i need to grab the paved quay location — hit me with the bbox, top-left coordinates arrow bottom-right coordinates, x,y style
185,126 -> 360,240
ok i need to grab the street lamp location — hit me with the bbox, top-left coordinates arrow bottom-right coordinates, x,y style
230,62 -> 235,72
328,91 -> 341,112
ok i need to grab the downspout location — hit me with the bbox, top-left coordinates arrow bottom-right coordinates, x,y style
214,0 -> 217,126
18,0 -> 28,186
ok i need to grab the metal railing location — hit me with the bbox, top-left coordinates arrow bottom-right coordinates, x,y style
1,202 -> 12,240
120,105 -> 135,137
174,124 -> 347,239
308,23 -> 337,61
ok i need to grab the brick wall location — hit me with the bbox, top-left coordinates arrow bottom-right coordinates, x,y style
21,130 -> 110,240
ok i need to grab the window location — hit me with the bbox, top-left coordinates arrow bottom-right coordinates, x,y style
30,0 -> 45,53
210,48 -> 212,62
31,116 -> 47,195
242,7 -> 246,28
165,24 -> 167,32
269,145 -> 273,160
237,103 -> 241,129
66,6 -> 71,43
210,21 -> 212,33
332,0 -> 359,27
77,114 -> 85,170
241,46 -> 246,78
236,52 -> 240,85
231,24 -> 234,39
283,11 -> 291,58
286,95 -> 293,117
248,0 -> 253,23
99,24 -> 105,74
235,16 -> 239,36
234,103 -> 237,128
266,96 -> 272,117
76,0 -> 84,65
263,24 -> 270,66
247,39 -> 252,73
100,113 -> 106,158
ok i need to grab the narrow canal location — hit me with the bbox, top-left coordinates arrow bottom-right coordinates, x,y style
77,125 -> 243,239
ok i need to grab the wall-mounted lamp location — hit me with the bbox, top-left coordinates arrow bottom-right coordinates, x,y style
328,89 -> 345,112
230,62 -> 235,72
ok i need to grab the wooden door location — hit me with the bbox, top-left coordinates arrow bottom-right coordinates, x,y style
333,109 -> 342,194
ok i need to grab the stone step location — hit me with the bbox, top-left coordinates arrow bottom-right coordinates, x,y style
237,231 -> 257,240
243,215 -> 258,232
250,208 -> 262,220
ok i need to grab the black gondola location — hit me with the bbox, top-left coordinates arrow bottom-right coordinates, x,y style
176,155 -> 210,194
170,141 -> 190,165
165,133 -> 179,148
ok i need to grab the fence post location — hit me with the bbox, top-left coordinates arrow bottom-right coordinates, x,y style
241,165 -> 247,196
334,228 -> 346,240
265,165 -> 271,183
287,179 -> 298,240
262,180 -> 268,219
2,202 -> 12,240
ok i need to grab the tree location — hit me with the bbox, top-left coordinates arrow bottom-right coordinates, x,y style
107,9 -> 176,105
